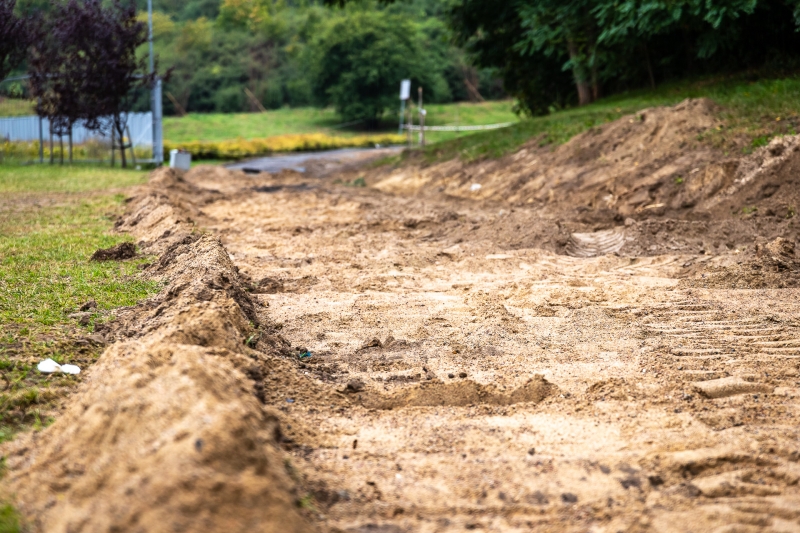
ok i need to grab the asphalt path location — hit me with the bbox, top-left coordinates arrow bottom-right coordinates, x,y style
225,146 -> 403,174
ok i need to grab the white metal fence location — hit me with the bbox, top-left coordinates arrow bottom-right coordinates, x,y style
0,112 -> 153,147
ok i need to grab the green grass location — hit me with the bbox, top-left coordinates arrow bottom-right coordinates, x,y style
0,503 -> 21,533
0,98 -> 34,118
0,164 -> 158,440
162,100 -> 518,144
415,74 -> 800,164
0,164 -> 149,194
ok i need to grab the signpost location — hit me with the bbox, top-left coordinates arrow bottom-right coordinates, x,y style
398,79 -> 410,135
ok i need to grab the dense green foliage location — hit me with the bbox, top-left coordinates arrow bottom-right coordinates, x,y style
451,0 -> 800,115
127,0 -> 502,120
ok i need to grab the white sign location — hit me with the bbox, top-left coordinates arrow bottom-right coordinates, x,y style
400,79 -> 411,100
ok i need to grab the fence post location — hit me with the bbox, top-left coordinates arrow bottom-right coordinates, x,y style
38,113 -> 43,164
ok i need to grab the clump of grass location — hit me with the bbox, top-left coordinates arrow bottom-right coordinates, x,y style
0,502 -> 21,533
333,176 -> 367,187
0,164 -> 159,440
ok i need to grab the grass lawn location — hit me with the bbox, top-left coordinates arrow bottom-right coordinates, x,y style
0,164 -> 157,443
0,98 -> 34,118
162,100 -> 518,144
414,74 -> 800,164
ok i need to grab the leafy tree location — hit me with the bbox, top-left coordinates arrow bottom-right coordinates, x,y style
0,0 -> 35,81
29,0 -> 153,166
452,0 -> 800,114
310,9 -> 445,125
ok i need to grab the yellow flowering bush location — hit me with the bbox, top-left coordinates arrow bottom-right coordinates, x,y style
164,132 -> 405,160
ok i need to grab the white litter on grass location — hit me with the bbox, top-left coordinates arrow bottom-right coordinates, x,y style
470,183 -> 482,192
37,358 -> 81,375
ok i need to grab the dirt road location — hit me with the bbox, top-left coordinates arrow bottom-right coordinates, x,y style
6,100 -> 800,532
188,162 -> 799,532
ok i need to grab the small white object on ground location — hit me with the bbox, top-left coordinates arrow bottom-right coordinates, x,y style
470,183 -> 482,192
37,358 -> 81,375
37,359 -> 60,373
169,149 -> 192,171
60,364 -> 81,375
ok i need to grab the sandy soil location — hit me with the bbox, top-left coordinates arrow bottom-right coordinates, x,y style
4,99 -> 800,532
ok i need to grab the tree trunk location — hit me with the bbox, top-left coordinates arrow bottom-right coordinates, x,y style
591,63 -> 601,101
567,39 -> 593,106
68,126 -> 73,165
59,134 -> 63,165
49,124 -> 54,165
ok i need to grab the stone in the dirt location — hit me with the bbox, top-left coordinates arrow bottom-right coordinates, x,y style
345,379 -> 366,393
459,372 -> 467,378
561,493 -> 578,503
87,334 -> 106,345
448,373 -> 455,379
692,376 -> 772,399
90,242 -> 136,261
359,338 -> 382,350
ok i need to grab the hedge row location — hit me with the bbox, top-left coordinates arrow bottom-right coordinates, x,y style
164,133 -> 405,160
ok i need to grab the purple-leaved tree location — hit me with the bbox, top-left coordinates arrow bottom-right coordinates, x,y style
28,0 -> 153,166
0,0 -> 35,82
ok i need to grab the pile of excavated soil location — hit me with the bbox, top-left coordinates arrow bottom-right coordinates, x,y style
1,169 -> 315,533
364,98 -> 800,286
682,236 -> 800,289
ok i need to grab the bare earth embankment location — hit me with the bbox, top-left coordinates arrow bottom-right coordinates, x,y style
3,99 -> 800,532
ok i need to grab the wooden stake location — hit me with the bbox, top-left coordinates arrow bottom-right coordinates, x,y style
418,87 -> 424,146
126,125 -> 137,166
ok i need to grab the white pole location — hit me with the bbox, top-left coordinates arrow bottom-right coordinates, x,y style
148,0 -> 163,165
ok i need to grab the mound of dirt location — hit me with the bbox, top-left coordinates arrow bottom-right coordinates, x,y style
114,167 -> 222,255
89,241 -> 136,261
683,237 -> 800,289
360,375 -> 556,409
373,98 -> 725,218
2,168 -> 315,533
365,99 -> 800,259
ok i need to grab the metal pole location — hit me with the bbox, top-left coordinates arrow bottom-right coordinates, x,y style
148,0 -> 163,165
418,87 -> 423,146
38,110 -> 43,163
398,99 -> 405,135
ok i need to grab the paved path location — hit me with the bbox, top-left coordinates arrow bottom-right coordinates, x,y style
226,146 -> 402,174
